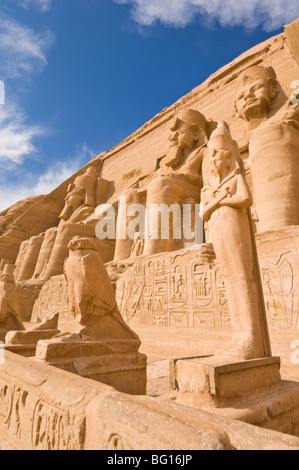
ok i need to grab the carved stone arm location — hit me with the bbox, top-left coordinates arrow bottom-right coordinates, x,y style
202,189 -> 229,222
219,174 -> 252,210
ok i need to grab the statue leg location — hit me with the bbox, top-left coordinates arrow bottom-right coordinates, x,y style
114,189 -> 143,261
210,208 -> 265,360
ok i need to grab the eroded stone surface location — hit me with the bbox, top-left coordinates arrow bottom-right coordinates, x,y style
0,19 -> 298,450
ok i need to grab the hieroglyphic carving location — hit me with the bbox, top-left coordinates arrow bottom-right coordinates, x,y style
0,375 -> 85,450
31,275 -> 72,323
7,387 -> 28,439
0,379 -> 13,424
261,254 -> 294,330
114,247 -> 230,330
170,265 -> 187,305
107,433 -> 133,451
256,226 -> 299,333
217,279 -> 231,329
154,268 -> 168,327
115,229 -> 299,334
0,380 -> 28,439
192,263 -> 213,307
32,401 -> 85,450
18,284 -> 42,322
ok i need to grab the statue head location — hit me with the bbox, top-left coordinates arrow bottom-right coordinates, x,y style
207,122 -> 233,181
85,165 -> 98,177
209,149 -> 231,179
234,66 -> 279,121
68,236 -> 98,252
169,109 -> 207,152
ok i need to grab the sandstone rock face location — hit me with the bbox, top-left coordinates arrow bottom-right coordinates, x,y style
0,18 -> 298,451
0,196 -> 42,238
31,275 -> 71,323
2,14 -> 297,339
1,350 -> 299,450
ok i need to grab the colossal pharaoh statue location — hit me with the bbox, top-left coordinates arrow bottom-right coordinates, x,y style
28,164 -> 112,283
201,122 -> 270,360
235,65 -> 299,232
114,109 -> 215,260
59,165 -> 99,223
143,109 -> 210,256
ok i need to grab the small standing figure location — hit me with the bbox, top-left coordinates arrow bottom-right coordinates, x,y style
0,265 -> 24,341
130,233 -> 145,258
201,122 -> 269,360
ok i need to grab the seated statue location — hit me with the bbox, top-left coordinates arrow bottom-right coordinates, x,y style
112,109 -> 217,261
235,65 -> 299,232
29,163 -> 114,282
59,165 -> 99,223
143,108 -> 213,257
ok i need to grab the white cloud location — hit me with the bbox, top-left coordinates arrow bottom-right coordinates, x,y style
0,14 -> 54,79
32,144 -> 95,195
115,0 -> 299,31
0,104 -> 46,167
13,0 -> 52,13
0,144 -> 95,211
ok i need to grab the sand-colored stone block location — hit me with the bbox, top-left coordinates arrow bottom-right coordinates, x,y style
5,313 -> 60,357
1,350 -> 299,450
34,237 -> 147,394
173,356 -> 281,408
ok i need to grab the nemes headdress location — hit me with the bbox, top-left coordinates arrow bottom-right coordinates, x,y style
237,65 -> 277,87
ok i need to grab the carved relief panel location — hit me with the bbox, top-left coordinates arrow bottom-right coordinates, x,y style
115,248 -> 231,330
0,376 -> 85,450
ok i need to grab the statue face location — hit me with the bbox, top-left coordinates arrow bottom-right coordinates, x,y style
235,78 -> 272,121
169,123 -> 198,151
69,192 -> 84,206
209,150 -> 230,178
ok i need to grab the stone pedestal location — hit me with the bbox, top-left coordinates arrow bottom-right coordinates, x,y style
172,355 -> 281,408
5,329 -> 60,357
35,335 -> 147,395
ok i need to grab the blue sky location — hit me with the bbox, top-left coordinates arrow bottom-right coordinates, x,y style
0,0 -> 298,210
